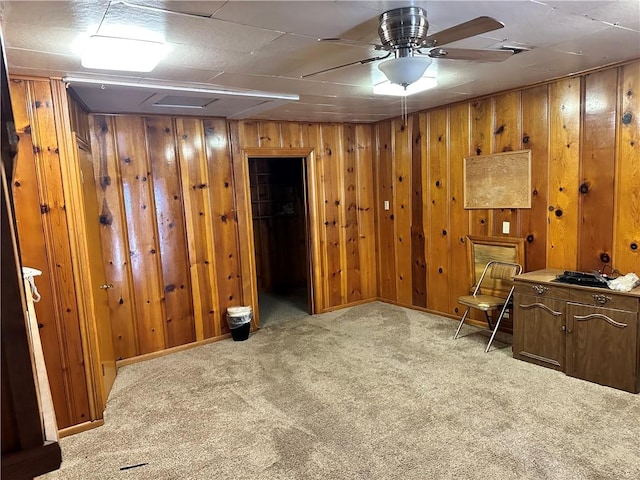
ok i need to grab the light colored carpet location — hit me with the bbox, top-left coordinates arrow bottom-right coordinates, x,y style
39,302 -> 640,479
258,289 -> 309,327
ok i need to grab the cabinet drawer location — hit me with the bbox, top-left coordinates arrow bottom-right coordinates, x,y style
569,289 -> 638,312
515,283 -> 569,300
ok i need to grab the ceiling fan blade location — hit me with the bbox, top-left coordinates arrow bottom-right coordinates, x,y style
300,53 -> 391,78
428,48 -> 514,62
318,37 -> 386,51
424,16 -> 505,47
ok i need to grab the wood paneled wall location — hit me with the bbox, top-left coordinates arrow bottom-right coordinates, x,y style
9,78 -> 92,430
90,118 -> 377,359
229,121 -> 378,314
375,61 -> 640,317
89,115 -> 243,359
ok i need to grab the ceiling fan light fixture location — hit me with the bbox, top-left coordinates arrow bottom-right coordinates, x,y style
378,56 -> 432,87
80,35 -> 170,72
373,75 -> 437,96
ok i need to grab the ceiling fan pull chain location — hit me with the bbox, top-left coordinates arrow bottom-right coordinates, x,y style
401,94 -> 408,127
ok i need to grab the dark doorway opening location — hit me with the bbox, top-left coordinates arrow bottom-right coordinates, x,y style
248,157 -> 311,327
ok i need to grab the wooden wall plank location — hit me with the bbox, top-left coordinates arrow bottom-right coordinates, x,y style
614,62 -> 640,274
281,122 -> 305,148
343,124 -> 362,302
375,121 -> 397,300
520,85 -> 550,272
10,79 -> 74,428
29,80 -> 90,427
318,124 -> 344,306
447,104 -> 471,316
114,116 -> 166,353
303,123 -> 326,313
175,118 -> 220,340
491,92 -> 521,237
145,117 -> 195,347
469,98 -> 493,236
355,124 -> 376,299
547,78 -> 581,270
67,94 -> 90,146
393,118 -> 413,306
89,115 -> 138,359
228,121 -> 259,320
410,113 -> 426,308
257,121 -> 282,148
203,118 -> 243,331
426,110 -> 450,313
579,69 -> 617,272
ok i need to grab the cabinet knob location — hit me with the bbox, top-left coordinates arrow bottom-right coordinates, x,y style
592,294 -> 612,305
532,285 -> 548,295
99,283 -> 114,290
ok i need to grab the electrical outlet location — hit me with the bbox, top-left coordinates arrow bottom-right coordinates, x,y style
502,221 -> 510,234
384,200 -> 390,211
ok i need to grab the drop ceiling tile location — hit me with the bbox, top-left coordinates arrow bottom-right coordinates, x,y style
2,23 -> 79,54
142,64 -> 223,84
541,0 -> 636,28
212,0 -> 380,39
570,0 -> 640,31
6,47 -> 80,72
213,72 -> 367,98
549,26 -> 640,63
491,2 -> 612,48
99,1 -> 282,51
0,0 -> 110,29
161,1 -> 227,17
160,43 -> 256,72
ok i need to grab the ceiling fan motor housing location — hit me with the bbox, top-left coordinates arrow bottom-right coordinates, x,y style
378,6 -> 429,55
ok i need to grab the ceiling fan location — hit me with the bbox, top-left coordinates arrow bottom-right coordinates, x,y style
303,6 -> 515,88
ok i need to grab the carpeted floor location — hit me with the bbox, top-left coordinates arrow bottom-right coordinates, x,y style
39,302 -> 640,479
258,289 -> 309,327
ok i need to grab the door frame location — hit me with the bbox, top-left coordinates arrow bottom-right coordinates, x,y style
233,148 -> 321,326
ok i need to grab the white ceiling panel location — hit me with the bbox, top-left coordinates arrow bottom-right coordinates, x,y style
161,1 -> 227,17
2,23 -> 79,54
0,0 -> 109,29
6,47 -> 80,72
213,0 -> 381,39
141,64 -> 223,84
549,26 -> 640,63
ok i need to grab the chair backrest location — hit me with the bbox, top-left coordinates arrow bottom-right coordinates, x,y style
476,261 -> 522,297
467,236 -> 525,296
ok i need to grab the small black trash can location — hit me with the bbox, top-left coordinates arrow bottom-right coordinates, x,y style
226,306 -> 252,341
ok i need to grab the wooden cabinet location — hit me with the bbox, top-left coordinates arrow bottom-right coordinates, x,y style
513,291 -> 566,371
566,302 -> 638,393
513,269 -> 640,393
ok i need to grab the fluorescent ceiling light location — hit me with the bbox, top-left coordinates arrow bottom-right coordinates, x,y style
378,56 -> 433,87
62,77 -> 300,102
373,76 -> 438,96
80,35 -> 170,72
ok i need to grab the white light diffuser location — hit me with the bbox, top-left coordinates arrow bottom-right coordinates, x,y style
378,56 -> 432,87
373,76 -> 438,96
80,35 -> 170,72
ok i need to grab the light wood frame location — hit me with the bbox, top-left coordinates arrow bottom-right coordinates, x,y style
232,148 -> 320,326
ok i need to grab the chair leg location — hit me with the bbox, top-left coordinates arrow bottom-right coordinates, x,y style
485,293 -> 514,353
454,307 -> 471,339
484,311 -> 493,329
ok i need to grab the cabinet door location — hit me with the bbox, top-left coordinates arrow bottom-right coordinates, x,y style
513,293 -> 566,371
566,303 -> 638,393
